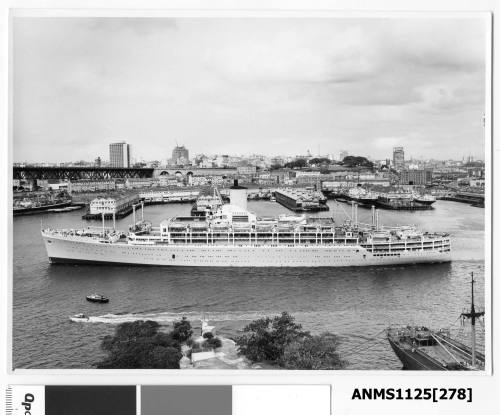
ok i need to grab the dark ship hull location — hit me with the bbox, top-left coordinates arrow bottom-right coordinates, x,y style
13,201 -> 72,216
414,199 -> 436,206
357,197 -> 379,207
388,337 -> 459,370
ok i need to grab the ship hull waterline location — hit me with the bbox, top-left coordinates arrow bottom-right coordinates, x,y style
43,234 -> 451,268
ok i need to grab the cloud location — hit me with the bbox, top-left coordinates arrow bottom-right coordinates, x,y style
12,17 -> 487,162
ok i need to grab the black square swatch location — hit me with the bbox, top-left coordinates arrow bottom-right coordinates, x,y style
45,386 -> 136,415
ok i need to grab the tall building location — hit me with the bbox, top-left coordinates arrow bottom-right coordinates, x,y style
109,141 -> 130,168
171,145 -> 189,165
400,169 -> 433,185
393,147 -> 405,171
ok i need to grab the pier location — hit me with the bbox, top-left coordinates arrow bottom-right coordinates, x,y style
440,190 -> 485,207
82,194 -> 141,220
139,190 -> 199,204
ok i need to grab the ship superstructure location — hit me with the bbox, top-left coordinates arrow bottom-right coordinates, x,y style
42,182 -> 451,267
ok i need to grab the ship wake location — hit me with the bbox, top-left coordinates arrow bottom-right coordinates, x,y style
83,310 -> 273,325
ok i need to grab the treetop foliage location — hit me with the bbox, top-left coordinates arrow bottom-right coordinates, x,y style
172,316 -> 193,343
341,156 -> 374,168
236,312 -> 310,362
283,158 -> 308,169
235,312 -> 346,370
97,319 -> 186,369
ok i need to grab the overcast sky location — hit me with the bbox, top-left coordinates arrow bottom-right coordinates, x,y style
13,17 -> 487,163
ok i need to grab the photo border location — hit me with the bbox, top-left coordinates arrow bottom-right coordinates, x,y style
1,6 -> 495,409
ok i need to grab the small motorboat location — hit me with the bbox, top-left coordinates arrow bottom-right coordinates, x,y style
86,293 -> 109,303
70,313 -> 89,322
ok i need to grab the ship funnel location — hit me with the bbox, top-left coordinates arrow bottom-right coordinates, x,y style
230,179 -> 248,210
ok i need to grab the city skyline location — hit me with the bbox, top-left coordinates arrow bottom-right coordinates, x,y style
13,142 -> 484,166
13,17 -> 487,162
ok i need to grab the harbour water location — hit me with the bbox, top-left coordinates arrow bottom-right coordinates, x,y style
13,200 -> 485,369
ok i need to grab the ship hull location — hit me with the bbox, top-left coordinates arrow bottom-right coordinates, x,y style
414,200 -> 436,206
13,201 -> 72,216
43,234 -> 451,267
388,338 -> 448,370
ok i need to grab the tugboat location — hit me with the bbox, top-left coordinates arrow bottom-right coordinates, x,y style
70,313 -> 90,322
86,293 -> 109,303
387,272 -> 485,370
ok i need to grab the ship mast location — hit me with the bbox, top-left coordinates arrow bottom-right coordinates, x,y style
460,272 -> 484,367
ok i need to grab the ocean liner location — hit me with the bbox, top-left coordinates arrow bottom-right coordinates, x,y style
41,181 -> 451,267
387,273 -> 485,370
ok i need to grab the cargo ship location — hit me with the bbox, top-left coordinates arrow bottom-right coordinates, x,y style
41,181 -> 451,267
387,273 -> 484,370
376,191 -> 434,210
331,188 -> 435,210
346,187 -> 379,206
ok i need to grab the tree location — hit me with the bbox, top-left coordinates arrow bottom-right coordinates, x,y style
97,320 -> 183,369
281,332 -> 348,370
308,157 -> 331,166
341,156 -> 374,169
284,159 -> 308,169
235,312 -> 310,363
204,336 -> 223,350
236,313 -> 346,369
235,316 -> 274,361
171,316 -> 193,343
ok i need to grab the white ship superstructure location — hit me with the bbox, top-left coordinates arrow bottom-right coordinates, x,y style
42,182 -> 451,267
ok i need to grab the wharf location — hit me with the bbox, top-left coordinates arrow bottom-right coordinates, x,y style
139,190 -> 199,204
142,199 -> 194,205
440,191 -> 484,207
274,188 -> 329,212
